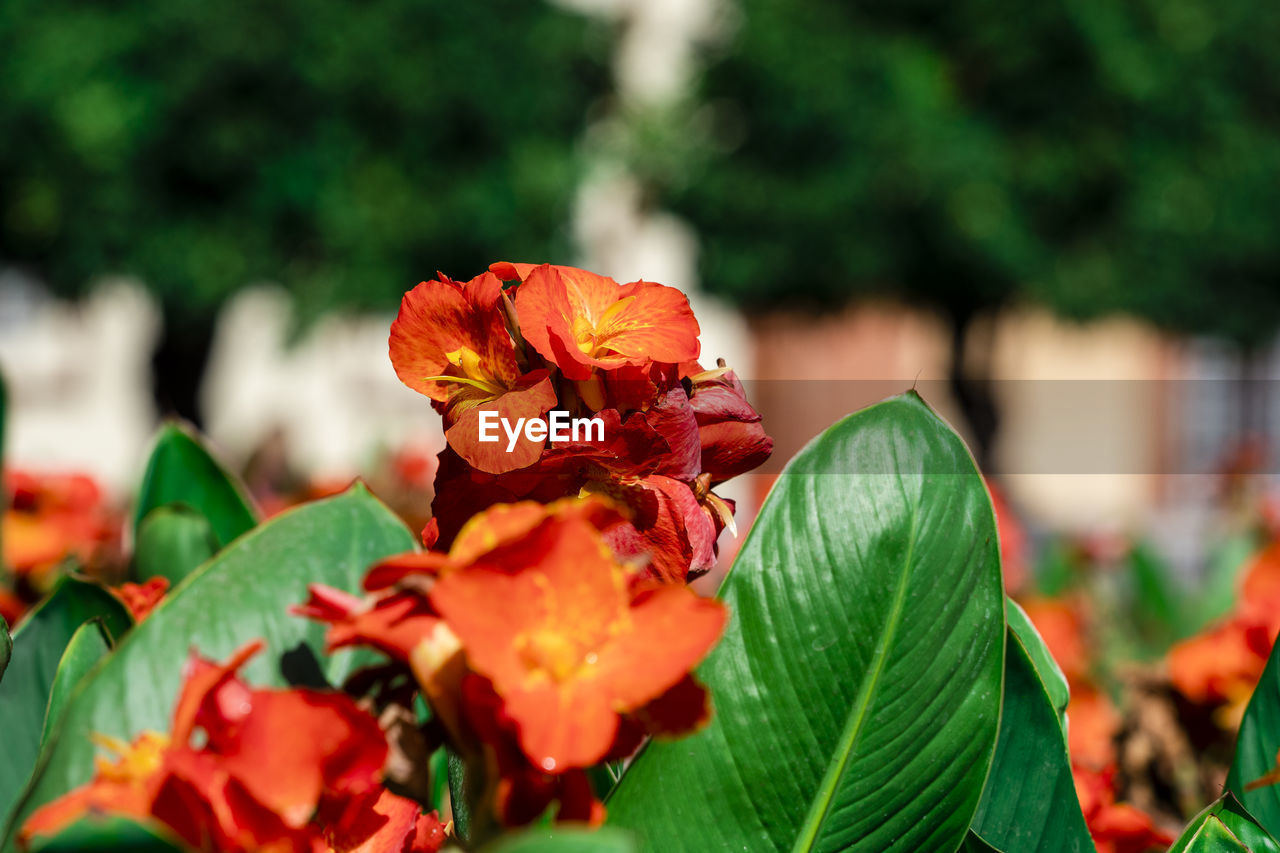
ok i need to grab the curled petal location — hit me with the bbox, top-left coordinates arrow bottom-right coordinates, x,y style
294,584 -> 442,662
688,368 -> 773,481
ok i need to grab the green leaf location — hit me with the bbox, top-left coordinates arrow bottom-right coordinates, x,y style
132,423 -> 257,549
1006,598 -> 1069,719
1,486 -> 414,850
38,621 -> 112,748
606,393 -> 1005,852
1178,818 -> 1249,853
1033,540 -> 1077,597
1170,794 -> 1280,853
26,815 -> 185,852
0,577 -> 131,829
1,615 -> 10,684
1192,534 -> 1263,635
970,630 -> 1092,852
133,505 -> 219,585
482,827 -> 636,852
428,747 -> 450,815
448,748 -> 472,843
1229,633 -> 1280,839
1126,541 -> 1184,652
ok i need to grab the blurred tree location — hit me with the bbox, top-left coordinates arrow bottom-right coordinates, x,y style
658,0 -> 1280,461
0,1 -> 607,423
1024,0 -> 1280,435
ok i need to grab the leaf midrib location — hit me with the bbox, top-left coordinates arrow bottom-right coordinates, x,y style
789,497 -> 922,852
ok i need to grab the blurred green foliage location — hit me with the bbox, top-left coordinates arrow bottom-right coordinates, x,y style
665,0 -> 1280,346
0,1 -> 608,326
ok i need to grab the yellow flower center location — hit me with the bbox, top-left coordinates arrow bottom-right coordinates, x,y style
422,346 -> 507,399
570,296 -> 638,358
518,629 -> 597,684
91,731 -> 170,784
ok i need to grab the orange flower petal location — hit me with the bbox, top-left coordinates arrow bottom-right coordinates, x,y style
595,585 -> 726,709
448,496 -> 626,570
389,273 -> 518,402
445,371 -> 557,474
513,264 -> 699,379
431,503 -> 725,770
503,680 -> 620,772
171,640 -> 265,743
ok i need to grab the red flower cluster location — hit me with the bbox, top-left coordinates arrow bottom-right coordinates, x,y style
23,263 -> 753,847
2,470 -> 123,620
20,642 -> 447,852
1073,764 -> 1174,853
298,497 -> 727,828
1169,541 -> 1280,723
389,262 -> 771,582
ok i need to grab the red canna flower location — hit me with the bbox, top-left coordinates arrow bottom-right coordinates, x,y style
4,470 -> 122,590
1168,616 -> 1272,706
20,641 -> 446,853
298,498 -> 727,828
388,263 -> 771,583
493,262 -> 700,381
1073,764 -> 1173,853
427,498 -> 727,772
389,272 -> 556,474
113,577 -> 170,622
1168,541 -> 1280,720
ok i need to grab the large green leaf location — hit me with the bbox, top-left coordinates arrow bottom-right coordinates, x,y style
1006,598 -> 1069,719
606,393 -> 1005,852
0,577 -> 131,828
133,505 -> 219,586
1229,634 -> 1280,838
1170,794 -> 1280,853
38,621 -> 112,748
970,629 -> 1092,852
132,423 -> 257,549
2,486 -> 414,850
483,827 -> 636,852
